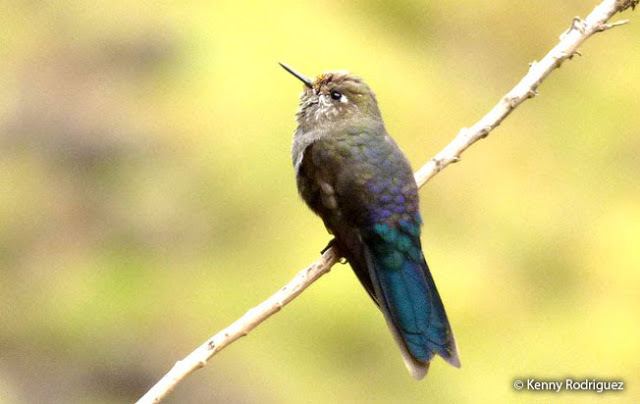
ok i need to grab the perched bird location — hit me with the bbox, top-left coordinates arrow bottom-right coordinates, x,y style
281,63 -> 460,379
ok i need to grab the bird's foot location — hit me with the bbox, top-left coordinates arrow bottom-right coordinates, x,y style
320,238 -> 336,254
321,238 -> 348,264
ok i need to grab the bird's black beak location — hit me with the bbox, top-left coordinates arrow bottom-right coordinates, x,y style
279,62 -> 313,88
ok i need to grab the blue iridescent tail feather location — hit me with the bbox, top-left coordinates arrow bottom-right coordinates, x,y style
362,225 -> 460,378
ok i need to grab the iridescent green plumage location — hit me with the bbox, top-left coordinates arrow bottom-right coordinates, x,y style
284,65 -> 460,378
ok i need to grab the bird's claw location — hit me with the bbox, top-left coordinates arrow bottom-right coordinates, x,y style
320,238 -> 336,254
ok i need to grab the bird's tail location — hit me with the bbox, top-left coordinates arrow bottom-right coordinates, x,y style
363,239 -> 460,379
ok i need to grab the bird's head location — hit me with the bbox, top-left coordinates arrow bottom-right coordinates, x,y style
280,63 -> 382,130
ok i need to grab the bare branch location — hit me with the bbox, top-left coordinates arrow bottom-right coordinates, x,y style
136,1 -> 635,402
413,0 -> 632,187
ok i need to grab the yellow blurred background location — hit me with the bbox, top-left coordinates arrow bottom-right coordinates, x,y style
1,1 -> 639,403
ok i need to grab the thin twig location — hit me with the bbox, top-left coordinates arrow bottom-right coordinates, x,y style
136,1 -> 635,402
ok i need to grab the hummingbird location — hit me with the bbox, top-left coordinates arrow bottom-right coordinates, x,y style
281,63 -> 460,379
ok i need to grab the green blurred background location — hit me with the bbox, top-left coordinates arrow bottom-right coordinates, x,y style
1,1 -> 639,403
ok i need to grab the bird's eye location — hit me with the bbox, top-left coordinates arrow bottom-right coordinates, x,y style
330,90 -> 342,100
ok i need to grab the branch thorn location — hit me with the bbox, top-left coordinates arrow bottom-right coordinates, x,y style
596,19 -> 630,32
